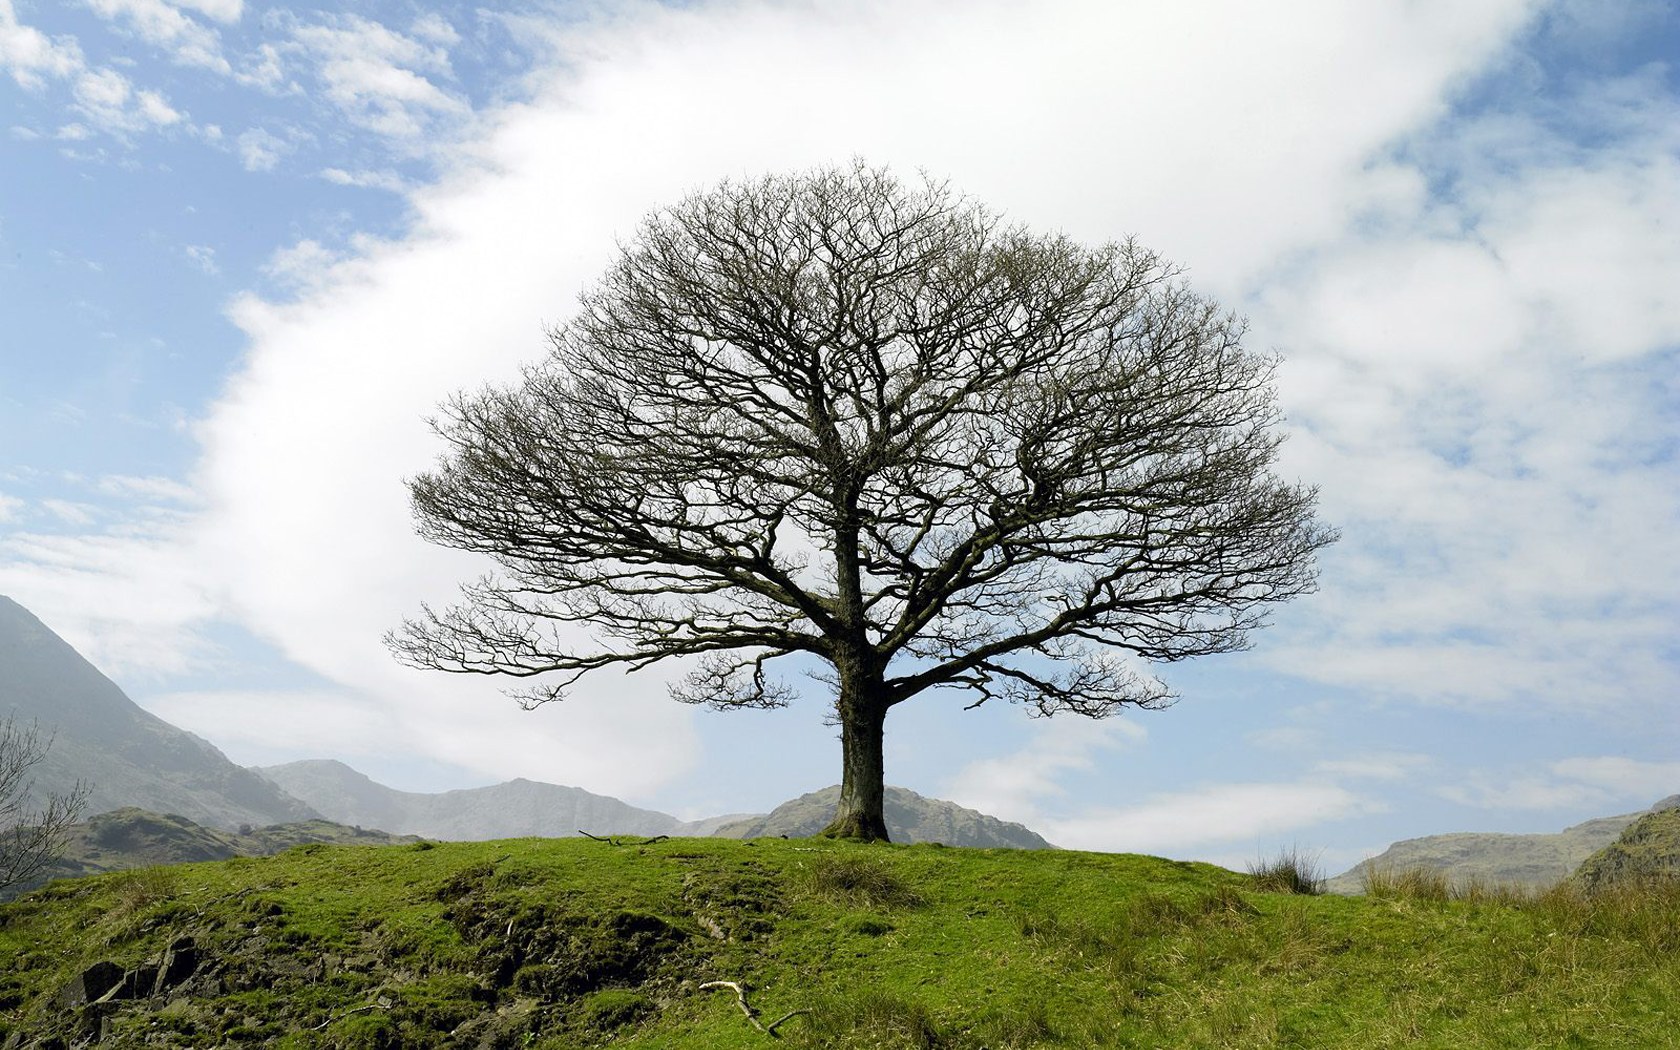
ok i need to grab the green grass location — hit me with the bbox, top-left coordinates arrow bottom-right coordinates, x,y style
1,837 -> 1676,1047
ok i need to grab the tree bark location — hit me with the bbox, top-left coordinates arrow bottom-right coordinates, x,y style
820,689 -> 891,842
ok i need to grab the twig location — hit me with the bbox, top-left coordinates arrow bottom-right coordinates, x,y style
312,1003 -> 380,1031
577,831 -> 671,846
767,1008 -> 811,1034
699,980 -> 767,1033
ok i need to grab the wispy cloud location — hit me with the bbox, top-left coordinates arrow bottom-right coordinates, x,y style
234,125 -> 288,170
1441,756 -> 1680,812
286,13 -> 466,141
1043,781 -> 1373,854
319,167 -> 407,193
83,0 -> 233,74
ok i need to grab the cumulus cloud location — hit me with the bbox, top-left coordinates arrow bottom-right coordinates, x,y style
235,126 -> 288,170
0,0 -> 84,90
71,66 -> 184,135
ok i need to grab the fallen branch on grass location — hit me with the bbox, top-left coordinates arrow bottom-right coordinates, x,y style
700,980 -> 767,1033
576,831 -> 671,846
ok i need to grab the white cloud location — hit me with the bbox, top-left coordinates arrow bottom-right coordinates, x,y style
173,0 -> 239,22
235,126 -> 287,171
320,167 -> 407,193
0,521 -> 219,678
288,13 -> 465,141
83,0 -> 231,73
96,474 -> 198,502
1549,757 -> 1680,801
1438,775 -> 1610,812
1313,752 -> 1432,782
1043,781 -> 1371,854
0,0 -> 84,90
945,717 -> 1145,827
1441,757 -> 1680,813
71,66 -> 184,135
409,13 -> 458,47
184,244 -> 218,275
258,237 -> 344,292
0,492 -> 22,522
40,499 -> 97,526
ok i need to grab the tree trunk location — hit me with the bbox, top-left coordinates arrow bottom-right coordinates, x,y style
820,695 -> 891,842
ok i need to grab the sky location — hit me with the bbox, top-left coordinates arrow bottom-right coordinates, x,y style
1,0 -> 1676,873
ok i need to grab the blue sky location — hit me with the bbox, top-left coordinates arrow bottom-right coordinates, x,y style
2,0 -> 1676,871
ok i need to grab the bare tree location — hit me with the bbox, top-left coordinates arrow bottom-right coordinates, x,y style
1,716 -> 88,893
391,163 -> 1336,841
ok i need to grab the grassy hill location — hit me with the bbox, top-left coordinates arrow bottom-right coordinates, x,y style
2,838 -> 1677,1048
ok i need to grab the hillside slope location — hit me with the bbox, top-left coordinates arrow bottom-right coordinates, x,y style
0,596 -> 316,829
2,838 -> 1676,1047
1325,810 -> 1645,893
10,808 -> 417,897
713,785 -> 1053,848
1570,803 -> 1680,891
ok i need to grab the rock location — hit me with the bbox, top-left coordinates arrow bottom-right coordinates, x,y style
57,961 -> 123,1007
153,936 -> 199,994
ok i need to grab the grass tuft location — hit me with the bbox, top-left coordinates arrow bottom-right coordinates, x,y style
1360,862 -> 1450,901
1248,847 -> 1325,895
790,988 -> 943,1049
802,853 -> 923,910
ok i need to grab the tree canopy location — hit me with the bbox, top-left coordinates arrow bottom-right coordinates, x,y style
391,163 -> 1336,841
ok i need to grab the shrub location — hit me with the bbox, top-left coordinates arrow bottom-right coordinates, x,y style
1248,848 -> 1325,895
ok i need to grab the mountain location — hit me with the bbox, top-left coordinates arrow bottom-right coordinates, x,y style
0,596 -> 317,830
712,784 -> 1054,848
8,807 -> 417,898
259,761 -> 1055,848
1567,796 -> 1680,892
257,759 -> 686,839
1325,798 -> 1677,894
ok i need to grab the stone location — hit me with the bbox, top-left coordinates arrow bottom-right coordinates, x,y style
57,961 -> 122,1007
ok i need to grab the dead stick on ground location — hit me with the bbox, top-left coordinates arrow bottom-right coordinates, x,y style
578,830 -> 671,846
699,980 -> 768,1034
766,1009 -> 811,1035
312,1003 -> 380,1031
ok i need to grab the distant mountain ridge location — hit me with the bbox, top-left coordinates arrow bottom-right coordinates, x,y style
1326,796 -> 1680,893
258,759 -> 1054,849
257,759 -> 686,839
0,596 -> 317,830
